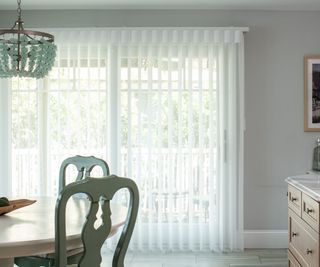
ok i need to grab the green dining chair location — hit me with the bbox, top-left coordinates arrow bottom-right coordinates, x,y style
55,175 -> 139,267
14,155 -> 110,267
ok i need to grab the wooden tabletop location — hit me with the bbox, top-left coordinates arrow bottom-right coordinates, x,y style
0,196 -> 127,260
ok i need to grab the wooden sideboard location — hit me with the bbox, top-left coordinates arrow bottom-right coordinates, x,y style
288,183 -> 320,267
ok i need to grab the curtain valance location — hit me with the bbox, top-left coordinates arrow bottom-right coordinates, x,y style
47,27 -> 248,45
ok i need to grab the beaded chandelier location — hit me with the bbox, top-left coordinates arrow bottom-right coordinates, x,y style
0,0 -> 57,79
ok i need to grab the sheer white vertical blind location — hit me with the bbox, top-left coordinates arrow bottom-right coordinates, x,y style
9,35 -> 109,196
110,29 -> 245,251
2,27 -> 247,251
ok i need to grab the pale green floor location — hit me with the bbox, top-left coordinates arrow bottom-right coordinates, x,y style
102,249 -> 288,267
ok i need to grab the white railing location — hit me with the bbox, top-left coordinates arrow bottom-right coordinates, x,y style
11,148 -> 215,223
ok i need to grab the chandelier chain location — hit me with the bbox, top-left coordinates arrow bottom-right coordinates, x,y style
17,0 -> 22,21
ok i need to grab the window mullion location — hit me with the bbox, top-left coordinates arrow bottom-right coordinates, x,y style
38,78 -> 49,195
107,45 -> 119,173
0,79 -> 11,196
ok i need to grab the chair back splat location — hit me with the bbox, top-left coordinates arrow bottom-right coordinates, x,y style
55,175 -> 139,267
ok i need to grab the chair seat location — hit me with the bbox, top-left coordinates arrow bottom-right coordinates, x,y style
39,247 -> 84,259
32,227 -> 118,263
15,247 -> 84,267
38,227 -> 118,259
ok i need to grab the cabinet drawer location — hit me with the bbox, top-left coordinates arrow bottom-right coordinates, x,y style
302,193 -> 320,232
288,185 -> 302,216
288,250 -> 302,267
289,209 -> 319,267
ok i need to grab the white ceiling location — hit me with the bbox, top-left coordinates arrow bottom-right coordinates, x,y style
1,0 -> 320,11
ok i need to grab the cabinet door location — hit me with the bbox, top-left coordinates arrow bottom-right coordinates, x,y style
288,250 -> 302,267
288,185 -> 302,216
302,193 -> 320,232
289,209 -> 319,267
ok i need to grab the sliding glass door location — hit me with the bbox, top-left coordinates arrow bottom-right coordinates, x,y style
1,28 -> 245,251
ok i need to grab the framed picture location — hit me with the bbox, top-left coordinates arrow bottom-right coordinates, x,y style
305,55 -> 320,131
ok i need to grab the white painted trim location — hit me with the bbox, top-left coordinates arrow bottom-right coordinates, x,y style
38,27 -> 249,32
237,36 -> 245,250
244,230 -> 288,249
0,79 -> 11,197
107,45 -> 119,173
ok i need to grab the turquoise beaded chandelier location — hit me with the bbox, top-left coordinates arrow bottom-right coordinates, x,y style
0,0 -> 56,79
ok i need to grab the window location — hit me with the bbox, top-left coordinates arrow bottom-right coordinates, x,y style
11,47 -> 108,196
119,49 -> 216,225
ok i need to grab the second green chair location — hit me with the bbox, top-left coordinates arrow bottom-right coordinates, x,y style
14,155 -> 110,267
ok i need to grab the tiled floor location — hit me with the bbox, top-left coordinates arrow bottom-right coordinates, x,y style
102,249 -> 288,267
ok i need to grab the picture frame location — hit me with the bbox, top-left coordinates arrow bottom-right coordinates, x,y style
304,55 -> 320,131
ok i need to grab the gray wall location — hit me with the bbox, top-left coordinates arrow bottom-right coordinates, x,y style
1,9 -> 319,230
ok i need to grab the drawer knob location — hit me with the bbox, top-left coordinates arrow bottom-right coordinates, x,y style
292,232 -> 298,237
291,197 -> 298,202
307,249 -> 313,255
307,208 -> 314,214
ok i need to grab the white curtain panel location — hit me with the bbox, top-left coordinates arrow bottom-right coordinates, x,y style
3,27 -> 247,252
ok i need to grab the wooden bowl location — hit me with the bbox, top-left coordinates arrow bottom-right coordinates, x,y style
0,199 -> 36,215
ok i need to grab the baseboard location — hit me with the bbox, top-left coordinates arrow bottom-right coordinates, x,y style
244,230 -> 288,249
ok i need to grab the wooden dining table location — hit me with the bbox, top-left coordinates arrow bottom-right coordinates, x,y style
0,196 -> 127,267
